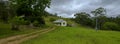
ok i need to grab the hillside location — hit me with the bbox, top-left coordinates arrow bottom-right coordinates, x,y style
22,27 -> 120,44
43,16 -> 78,27
0,15 -> 75,39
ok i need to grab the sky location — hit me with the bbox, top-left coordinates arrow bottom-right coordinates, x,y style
45,0 -> 120,18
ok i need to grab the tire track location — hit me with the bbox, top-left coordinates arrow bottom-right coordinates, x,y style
0,28 -> 55,44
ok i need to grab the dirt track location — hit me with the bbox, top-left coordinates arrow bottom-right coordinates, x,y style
0,28 -> 55,44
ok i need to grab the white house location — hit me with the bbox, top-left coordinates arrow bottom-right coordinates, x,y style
53,19 -> 67,26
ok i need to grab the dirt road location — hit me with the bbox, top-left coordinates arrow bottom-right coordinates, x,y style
0,28 -> 55,44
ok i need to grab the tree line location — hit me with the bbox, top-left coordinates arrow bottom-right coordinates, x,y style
0,0 -> 51,30
74,7 -> 120,31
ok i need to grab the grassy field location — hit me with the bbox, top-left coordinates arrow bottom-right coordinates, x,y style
0,22 -> 41,39
22,27 -> 120,44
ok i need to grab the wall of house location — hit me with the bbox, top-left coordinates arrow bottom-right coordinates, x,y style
61,22 -> 67,26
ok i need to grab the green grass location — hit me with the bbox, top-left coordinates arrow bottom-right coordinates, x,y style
0,22 -> 40,39
22,27 -> 120,44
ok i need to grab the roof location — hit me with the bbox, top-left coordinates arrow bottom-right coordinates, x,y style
53,19 -> 66,23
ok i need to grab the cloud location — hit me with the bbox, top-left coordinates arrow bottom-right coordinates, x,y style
45,0 -> 120,18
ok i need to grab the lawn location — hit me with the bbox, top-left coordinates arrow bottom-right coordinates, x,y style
22,27 -> 120,44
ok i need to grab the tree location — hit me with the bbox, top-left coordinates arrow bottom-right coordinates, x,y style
74,12 -> 92,26
115,15 -> 120,25
97,16 -> 108,29
102,22 -> 120,31
91,7 -> 106,30
10,0 -> 50,16
9,0 -> 51,30
0,1 -> 9,22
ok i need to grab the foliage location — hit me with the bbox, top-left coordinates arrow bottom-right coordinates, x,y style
0,1 -> 9,22
9,0 -> 51,27
49,18 -> 56,22
91,7 -> 106,17
10,0 -> 51,16
73,7 -> 120,31
91,7 -> 106,30
97,16 -> 108,29
102,22 -> 120,31
115,16 -> 120,25
10,16 -> 26,25
33,20 -> 40,27
9,16 -> 26,30
74,12 -> 92,26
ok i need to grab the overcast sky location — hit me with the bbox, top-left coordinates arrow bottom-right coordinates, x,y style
45,0 -> 120,18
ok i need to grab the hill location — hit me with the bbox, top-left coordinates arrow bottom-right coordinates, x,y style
43,16 -> 78,27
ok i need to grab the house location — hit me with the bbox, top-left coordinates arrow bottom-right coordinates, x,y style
53,19 -> 67,26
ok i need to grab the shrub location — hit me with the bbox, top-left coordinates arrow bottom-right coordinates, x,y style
9,16 -> 26,30
33,21 -> 40,27
102,22 -> 120,31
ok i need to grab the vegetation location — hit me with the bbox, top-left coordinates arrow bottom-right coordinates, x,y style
0,22 -> 40,38
0,0 -> 52,39
22,27 -> 120,44
0,1 -> 9,22
102,22 -> 120,31
74,12 -> 92,26
9,0 -> 51,30
91,7 -> 106,30
74,7 -> 120,31
0,0 -> 120,44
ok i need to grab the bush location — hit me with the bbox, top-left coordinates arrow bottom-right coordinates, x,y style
33,21 -> 40,27
10,16 -> 26,25
102,22 -> 120,31
50,18 -> 56,22
9,16 -> 26,31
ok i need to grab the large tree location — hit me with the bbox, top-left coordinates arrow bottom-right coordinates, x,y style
10,0 -> 51,17
74,12 -> 92,26
9,0 -> 51,30
91,7 -> 106,30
